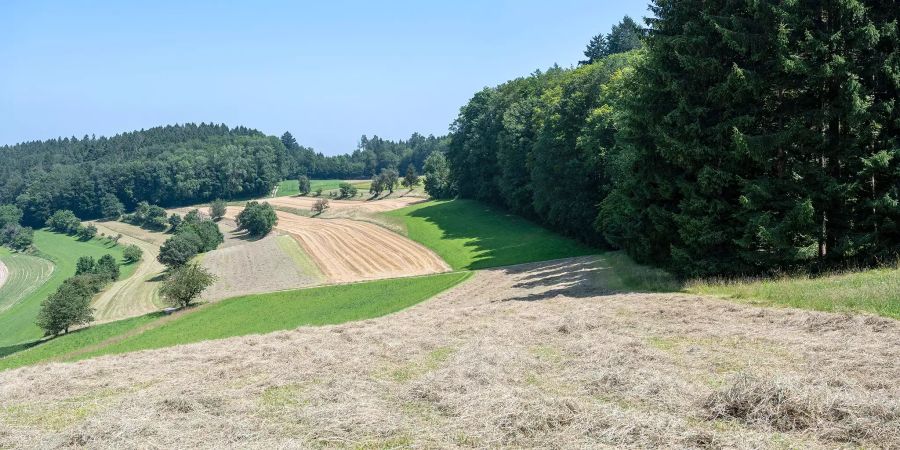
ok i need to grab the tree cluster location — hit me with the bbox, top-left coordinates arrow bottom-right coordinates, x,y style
447,5 -> 899,277
36,254 -> 121,336
157,210 -> 224,268
0,204 -> 32,250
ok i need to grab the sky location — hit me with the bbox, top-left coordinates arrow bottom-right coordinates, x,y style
1,0 -> 650,155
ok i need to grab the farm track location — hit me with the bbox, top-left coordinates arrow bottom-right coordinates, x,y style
1,256 -> 897,448
266,195 -> 426,213
0,253 -> 55,314
224,207 -> 450,283
89,222 -> 166,322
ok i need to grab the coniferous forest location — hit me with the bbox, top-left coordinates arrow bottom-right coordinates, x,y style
443,2 -> 898,277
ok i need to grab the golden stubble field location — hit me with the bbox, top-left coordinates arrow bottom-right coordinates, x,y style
1,256 -> 897,448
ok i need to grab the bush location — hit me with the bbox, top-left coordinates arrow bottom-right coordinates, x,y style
311,198 -> 330,215
236,201 -> 278,237
168,213 -> 183,229
123,244 -> 143,263
160,263 -> 216,308
209,199 -> 226,221
298,175 -> 311,196
338,182 -> 358,199
77,223 -> 98,240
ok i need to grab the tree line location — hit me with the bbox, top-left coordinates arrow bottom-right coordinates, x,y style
440,5 -> 898,278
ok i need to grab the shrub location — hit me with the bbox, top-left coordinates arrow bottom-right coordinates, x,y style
311,198 -> 330,215
77,223 -> 98,240
1,224 -> 33,250
209,199 -> 226,221
123,244 -> 143,263
338,182 -> 358,199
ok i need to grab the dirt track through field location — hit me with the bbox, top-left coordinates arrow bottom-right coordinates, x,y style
1,256 -> 897,448
266,195 -> 425,213
89,222 -> 166,322
224,207 -> 449,283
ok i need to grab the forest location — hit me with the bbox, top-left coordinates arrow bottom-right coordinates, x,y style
0,124 -> 443,226
441,3 -> 899,277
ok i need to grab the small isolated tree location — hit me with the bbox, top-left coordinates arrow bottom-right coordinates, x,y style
77,224 -> 98,240
209,199 -> 227,221
311,198 -> 330,215
236,201 -> 278,236
168,213 -> 183,230
298,175 -> 311,196
383,168 -> 399,194
369,174 -> 385,197
123,244 -> 143,263
96,254 -> 120,281
160,263 -> 216,308
403,164 -> 419,190
36,282 -> 94,336
157,235 -> 200,268
99,194 -> 125,220
338,182 -> 358,199
75,256 -> 96,275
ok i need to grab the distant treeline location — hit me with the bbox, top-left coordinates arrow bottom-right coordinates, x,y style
0,124 -> 445,226
280,132 -> 448,180
443,4 -> 899,277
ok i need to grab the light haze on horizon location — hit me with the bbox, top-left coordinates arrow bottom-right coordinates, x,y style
1,1 -> 650,154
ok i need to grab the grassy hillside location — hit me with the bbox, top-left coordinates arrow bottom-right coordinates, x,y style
0,231 -> 136,347
275,179 -> 370,198
687,265 -> 900,319
0,249 -> 55,314
0,271 -> 471,371
386,199 -> 595,270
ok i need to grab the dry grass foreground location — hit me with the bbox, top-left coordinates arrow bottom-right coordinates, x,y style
224,206 -> 450,284
88,222 -> 167,323
1,256 -> 897,448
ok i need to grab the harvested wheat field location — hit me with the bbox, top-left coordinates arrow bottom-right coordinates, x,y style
266,195 -> 425,213
199,235 -> 324,301
89,222 -> 167,322
224,207 -> 449,283
1,256 -> 897,448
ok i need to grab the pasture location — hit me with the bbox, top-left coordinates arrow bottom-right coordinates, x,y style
0,231 -> 135,348
0,249 -> 54,315
0,272 -> 471,371
385,199 -> 596,270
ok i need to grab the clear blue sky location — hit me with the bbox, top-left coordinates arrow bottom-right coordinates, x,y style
1,1 -> 650,154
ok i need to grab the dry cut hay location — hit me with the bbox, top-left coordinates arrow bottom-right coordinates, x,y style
1,256 -> 898,449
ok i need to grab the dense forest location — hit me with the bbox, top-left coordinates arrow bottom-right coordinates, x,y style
0,124 -> 444,226
443,3 -> 899,277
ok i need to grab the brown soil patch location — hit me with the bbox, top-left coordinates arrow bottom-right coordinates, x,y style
266,195 -> 425,213
1,257 -> 897,448
199,235 -> 324,301
223,207 -> 449,284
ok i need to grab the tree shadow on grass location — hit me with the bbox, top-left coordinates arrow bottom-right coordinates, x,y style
0,340 -> 41,359
403,199 -> 596,270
